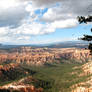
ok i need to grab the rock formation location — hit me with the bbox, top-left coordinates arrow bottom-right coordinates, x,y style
0,47 -> 91,65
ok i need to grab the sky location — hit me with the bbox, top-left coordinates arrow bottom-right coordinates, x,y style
0,0 -> 92,45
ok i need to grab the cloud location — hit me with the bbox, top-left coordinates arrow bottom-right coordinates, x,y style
0,0 -> 30,28
31,0 -> 92,15
10,22 -> 55,36
0,0 -> 92,44
0,22 -> 55,43
51,19 -> 78,29
0,7 -> 29,28
40,0 -> 92,22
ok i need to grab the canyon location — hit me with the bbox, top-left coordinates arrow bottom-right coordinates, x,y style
0,47 -> 92,92
0,47 -> 91,65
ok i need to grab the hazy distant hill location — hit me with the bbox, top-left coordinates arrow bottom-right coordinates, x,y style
46,41 -> 89,48
0,41 -> 89,49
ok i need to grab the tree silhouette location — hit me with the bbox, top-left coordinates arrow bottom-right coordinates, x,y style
78,16 -> 92,54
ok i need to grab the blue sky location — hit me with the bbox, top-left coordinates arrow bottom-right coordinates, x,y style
29,25 -> 92,44
0,0 -> 92,44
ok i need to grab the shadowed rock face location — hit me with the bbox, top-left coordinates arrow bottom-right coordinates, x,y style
0,86 -> 43,92
0,47 -> 91,65
0,64 -> 43,92
0,64 -> 19,79
0,74 -> 43,92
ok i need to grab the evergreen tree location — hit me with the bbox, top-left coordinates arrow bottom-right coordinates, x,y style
78,16 -> 92,54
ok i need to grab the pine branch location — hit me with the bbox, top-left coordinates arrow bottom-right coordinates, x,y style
80,35 -> 92,41
78,16 -> 92,24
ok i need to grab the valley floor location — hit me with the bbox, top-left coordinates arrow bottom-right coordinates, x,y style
0,61 -> 92,92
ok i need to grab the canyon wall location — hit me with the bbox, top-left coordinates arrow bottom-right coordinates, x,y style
0,47 -> 91,65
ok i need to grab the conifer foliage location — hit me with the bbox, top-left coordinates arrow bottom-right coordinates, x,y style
78,16 -> 92,54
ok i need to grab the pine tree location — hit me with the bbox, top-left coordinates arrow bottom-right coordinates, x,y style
78,16 -> 92,54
